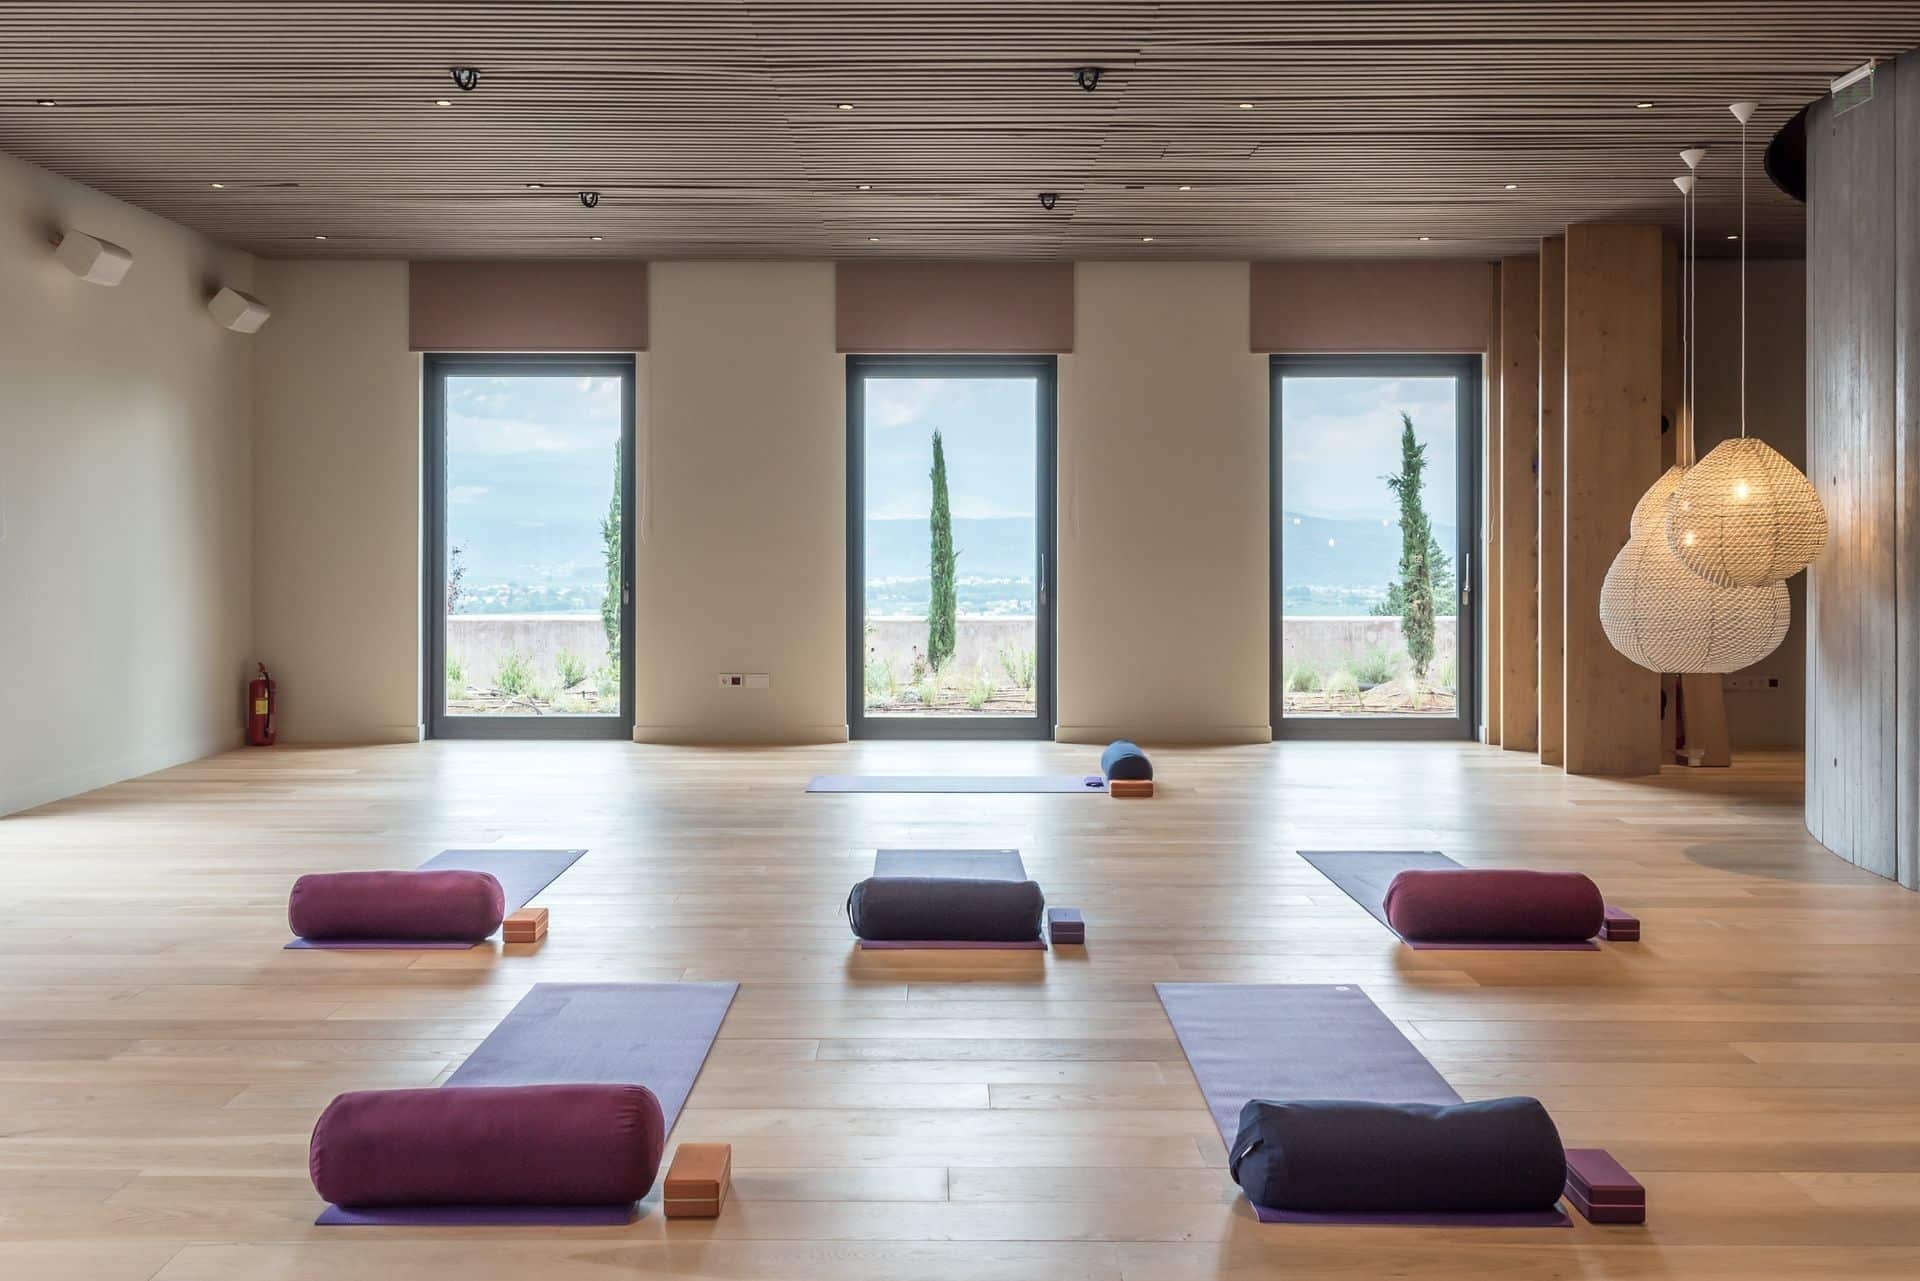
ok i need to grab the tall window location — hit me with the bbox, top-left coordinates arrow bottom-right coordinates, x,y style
424,355 -> 636,740
1271,355 -> 1478,739
847,357 -> 1056,740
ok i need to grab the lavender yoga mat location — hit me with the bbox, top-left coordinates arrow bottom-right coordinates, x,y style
317,981 -> 737,1228
808,774 -> 1106,794
857,848 -> 1046,950
1154,982 -> 1570,1228
1299,850 -> 1601,951
286,848 -> 586,950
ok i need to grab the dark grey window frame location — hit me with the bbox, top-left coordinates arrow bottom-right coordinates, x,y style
1269,353 -> 1481,741
423,352 -> 637,741
846,354 -> 1058,741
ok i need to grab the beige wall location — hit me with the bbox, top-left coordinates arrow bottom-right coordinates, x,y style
1695,259 -> 1808,750
636,262 -> 846,742
1058,262 -> 1271,743
0,151 -> 256,815
252,260 -> 423,743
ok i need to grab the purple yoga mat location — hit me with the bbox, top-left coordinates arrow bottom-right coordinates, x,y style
1299,850 -> 1601,951
318,982 -> 736,1229
873,848 -> 1026,880
1154,982 -> 1570,1229
286,848 -> 586,950
808,774 -> 1106,794
317,1203 -> 637,1227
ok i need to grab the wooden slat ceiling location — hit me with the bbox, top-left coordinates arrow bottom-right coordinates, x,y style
2,1 -> 1916,261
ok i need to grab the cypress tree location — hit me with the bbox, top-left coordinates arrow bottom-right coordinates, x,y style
600,440 -> 622,670
1384,412 -> 1436,679
927,430 -> 957,671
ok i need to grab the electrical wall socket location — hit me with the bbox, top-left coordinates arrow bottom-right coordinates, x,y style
717,674 -> 769,689
717,673 -> 744,688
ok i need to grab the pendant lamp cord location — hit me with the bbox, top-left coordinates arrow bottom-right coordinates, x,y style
1739,112 -> 1748,439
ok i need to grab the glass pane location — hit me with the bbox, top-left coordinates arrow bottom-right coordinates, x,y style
443,374 -> 623,717
861,376 -> 1038,719
1279,375 -> 1459,719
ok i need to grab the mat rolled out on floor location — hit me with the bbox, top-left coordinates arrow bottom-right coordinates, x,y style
806,773 -> 1106,794
286,848 -> 586,950
1299,850 -> 1608,950
1154,982 -> 1572,1227
313,981 -> 738,1226
852,849 -> 1046,949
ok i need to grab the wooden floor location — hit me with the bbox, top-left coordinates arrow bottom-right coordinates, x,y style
3,739 -> 1919,1280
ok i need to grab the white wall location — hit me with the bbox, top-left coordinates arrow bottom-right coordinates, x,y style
637,263 -> 846,742
0,151 -> 256,816
252,260 -> 422,743
1058,262 -> 1272,743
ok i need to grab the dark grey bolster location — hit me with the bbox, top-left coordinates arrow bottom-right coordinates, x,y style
846,877 -> 1046,942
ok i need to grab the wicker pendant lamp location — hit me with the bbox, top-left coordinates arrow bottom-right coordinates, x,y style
1664,102 -> 1827,587
1601,149 -> 1789,674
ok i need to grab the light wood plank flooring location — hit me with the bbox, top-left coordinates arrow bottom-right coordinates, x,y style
2,740 -> 1918,1280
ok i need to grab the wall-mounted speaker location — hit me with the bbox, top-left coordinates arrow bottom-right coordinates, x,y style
53,230 -> 133,285
208,286 -> 271,333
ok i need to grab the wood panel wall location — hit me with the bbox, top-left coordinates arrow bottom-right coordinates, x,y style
1538,235 -> 1566,766
1484,273 -> 1503,745
1499,257 -> 1541,751
1563,224 -> 1665,776
1806,50 -> 1915,887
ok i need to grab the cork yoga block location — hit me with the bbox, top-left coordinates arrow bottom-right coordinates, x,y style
1109,779 -> 1154,799
663,1142 -> 731,1219
503,908 -> 548,943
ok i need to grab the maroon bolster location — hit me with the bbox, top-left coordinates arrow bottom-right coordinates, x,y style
1383,869 -> 1605,943
310,1084 -> 665,1208
289,869 -> 506,942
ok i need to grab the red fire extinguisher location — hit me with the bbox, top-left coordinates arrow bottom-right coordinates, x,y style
247,663 -> 277,747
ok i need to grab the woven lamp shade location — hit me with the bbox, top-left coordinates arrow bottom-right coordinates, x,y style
1664,437 -> 1826,586
1601,524 -> 1790,674
1631,464 -> 1688,538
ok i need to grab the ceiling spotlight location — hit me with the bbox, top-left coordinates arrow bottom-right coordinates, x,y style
836,102 -> 854,110
1074,66 -> 1103,92
35,98 -> 56,107
525,182 -> 544,189
1635,101 -> 1655,109
867,236 -> 881,242
856,183 -> 872,190
1727,234 -> 1739,240
580,191 -> 600,208
1178,184 -> 1193,191
1418,235 -> 1431,242
1504,183 -> 1519,190
589,235 -> 604,242
1038,192 -> 1059,210
450,67 -> 480,92
1141,236 -> 1154,243
209,182 -> 226,189
1238,101 -> 1254,110
313,235 -> 328,241
434,99 -> 452,107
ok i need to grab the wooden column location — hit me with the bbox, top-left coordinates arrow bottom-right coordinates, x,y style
1538,235 -> 1566,766
1499,257 -> 1540,752
1563,224 -> 1664,776
1484,269 -> 1503,744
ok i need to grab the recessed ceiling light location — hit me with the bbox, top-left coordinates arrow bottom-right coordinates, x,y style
1418,235 -> 1431,242
1238,101 -> 1254,109
525,182 -> 544,189
209,182 -> 226,189
313,235 -> 328,241
1635,101 -> 1655,109
1504,183 -> 1519,190
1727,233 -> 1739,240
856,183 -> 872,190
590,235 -> 604,241
1141,236 -> 1155,243
867,236 -> 881,242
35,98 -> 56,107
1177,184 -> 1193,191
837,102 -> 854,110
434,99 -> 452,107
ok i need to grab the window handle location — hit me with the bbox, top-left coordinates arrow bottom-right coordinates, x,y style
1038,553 -> 1047,608
1461,553 -> 1471,606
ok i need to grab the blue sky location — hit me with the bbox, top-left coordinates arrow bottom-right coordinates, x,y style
863,377 -> 1037,521
1280,376 -> 1457,521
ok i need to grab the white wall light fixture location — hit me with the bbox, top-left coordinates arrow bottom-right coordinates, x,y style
208,286 -> 271,333
52,230 -> 133,285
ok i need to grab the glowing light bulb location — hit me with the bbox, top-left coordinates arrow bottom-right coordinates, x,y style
1731,479 -> 1751,501
1682,531 -> 1697,547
